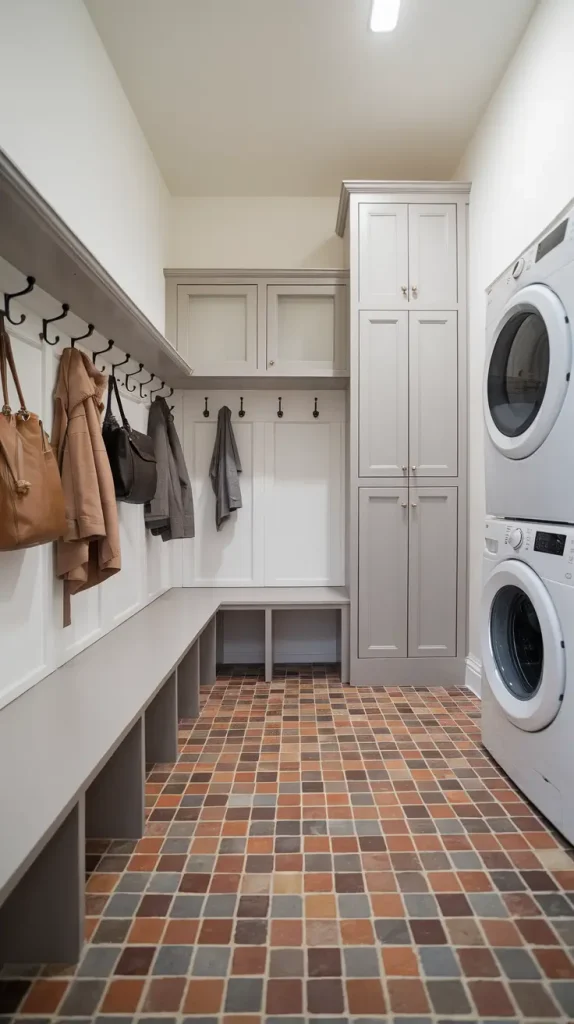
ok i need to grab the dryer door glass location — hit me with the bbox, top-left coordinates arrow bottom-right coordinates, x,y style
487,312 -> 549,437
490,584 -> 543,699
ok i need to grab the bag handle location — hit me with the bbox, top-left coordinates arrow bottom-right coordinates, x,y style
106,371 -> 130,430
0,313 -> 28,417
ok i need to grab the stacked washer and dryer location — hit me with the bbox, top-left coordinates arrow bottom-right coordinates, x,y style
481,201 -> 574,844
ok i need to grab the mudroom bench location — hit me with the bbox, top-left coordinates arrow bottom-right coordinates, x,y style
0,585 -> 348,964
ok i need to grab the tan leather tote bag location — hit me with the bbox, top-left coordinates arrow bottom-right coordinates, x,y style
0,314 -> 66,551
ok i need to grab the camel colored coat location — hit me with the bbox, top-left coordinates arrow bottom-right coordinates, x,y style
52,348 -> 120,620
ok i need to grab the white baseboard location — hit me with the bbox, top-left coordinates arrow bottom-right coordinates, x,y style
465,654 -> 482,697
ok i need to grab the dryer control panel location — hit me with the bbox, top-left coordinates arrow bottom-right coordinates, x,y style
484,517 -> 574,586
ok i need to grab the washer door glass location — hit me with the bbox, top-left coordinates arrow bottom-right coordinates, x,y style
481,560 -> 566,732
490,585 -> 543,699
487,312 -> 549,437
484,284 -> 571,459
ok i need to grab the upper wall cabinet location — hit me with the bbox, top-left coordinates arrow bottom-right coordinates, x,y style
266,285 -> 346,375
166,273 -> 348,379
176,284 -> 258,375
358,202 -> 458,309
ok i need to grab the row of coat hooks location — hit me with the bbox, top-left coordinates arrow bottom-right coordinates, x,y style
202,396 -> 321,419
1,275 -> 174,403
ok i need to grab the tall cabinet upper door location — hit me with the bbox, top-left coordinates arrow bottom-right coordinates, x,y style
358,204 -> 409,308
410,312 -> 458,477
176,284 -> 258,375
358,488 -> 408,658
408,487 -> 458,658
359,311 -> 409,477
408,205 -> 457,307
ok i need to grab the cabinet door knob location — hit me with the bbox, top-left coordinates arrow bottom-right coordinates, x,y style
411,465 -> 416,472
401,501 -> 407,508
401,285 -> 408,297
411,285 -> 418,297
269,360 -> 275,366
402,465 -> 407,472
411,502 -> 418,508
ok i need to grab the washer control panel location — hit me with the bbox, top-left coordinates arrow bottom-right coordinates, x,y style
484,517 -> 574,586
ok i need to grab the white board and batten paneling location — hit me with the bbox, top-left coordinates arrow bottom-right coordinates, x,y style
0,284 -> 177,711
182,391 -> 345,589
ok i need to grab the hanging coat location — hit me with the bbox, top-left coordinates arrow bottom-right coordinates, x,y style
145,397 -> 194,541
209,405 -> 242,530
52,348 -> 121,625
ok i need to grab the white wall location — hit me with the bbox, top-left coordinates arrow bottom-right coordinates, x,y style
456,0 -> 574,686
0,287 -> 177,711
0,0 -> 169,331
169,197 -> 344,269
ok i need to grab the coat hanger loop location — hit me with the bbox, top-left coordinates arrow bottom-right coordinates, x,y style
110,351 -> 131,379
40,303 -> 70,346
238,396 -> 245,418
277,397 -> 283,419
1,276 -> 35,326
70,323 -> 94,348
203,397 -> 209,418
125,363 -> 144,392
149,379 -> 165,399
313,397 -> 319,419
139,372 -> 154,399
92,338 -> 114,367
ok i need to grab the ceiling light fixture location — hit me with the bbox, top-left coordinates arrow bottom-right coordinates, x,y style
370,0 -> 401,32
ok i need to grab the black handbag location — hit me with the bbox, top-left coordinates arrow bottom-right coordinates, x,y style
102,374 -> 157,504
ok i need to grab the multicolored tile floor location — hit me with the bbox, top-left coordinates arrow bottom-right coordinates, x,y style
2,666 -> 574,1023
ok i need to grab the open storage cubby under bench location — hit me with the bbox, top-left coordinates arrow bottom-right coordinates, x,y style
215,586 -> 349,683
0,585 -> 348,965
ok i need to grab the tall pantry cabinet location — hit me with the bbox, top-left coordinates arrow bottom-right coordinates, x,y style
336,182 -> 470,686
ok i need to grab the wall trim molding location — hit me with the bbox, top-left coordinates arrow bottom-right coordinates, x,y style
335,179 -> 472,236
465,654 -> 482,697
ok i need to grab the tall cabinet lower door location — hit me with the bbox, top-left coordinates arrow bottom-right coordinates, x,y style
408,488 -> 458,657
358,488 -> 408,657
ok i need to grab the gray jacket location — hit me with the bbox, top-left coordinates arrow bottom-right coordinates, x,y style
209,405 -> 242,530
145,398 -> 194,541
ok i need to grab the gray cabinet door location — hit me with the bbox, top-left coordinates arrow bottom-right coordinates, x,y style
358,203 -> 409,308
409,311 -> 458,477
176,284 -> 258,375
408,487 -> 458,657
358,488 -> 408,658
408,204 -> 458,307
358,311 -> 409,478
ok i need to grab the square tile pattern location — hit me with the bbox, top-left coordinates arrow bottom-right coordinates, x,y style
2,666 -> 574,1023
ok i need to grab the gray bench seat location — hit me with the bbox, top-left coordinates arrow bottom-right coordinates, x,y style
0,585 -> 348,965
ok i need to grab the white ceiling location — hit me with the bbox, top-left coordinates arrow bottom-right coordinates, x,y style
85,0 -> 536,196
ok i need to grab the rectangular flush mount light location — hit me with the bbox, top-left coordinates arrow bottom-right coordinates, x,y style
370,0 -> 401,32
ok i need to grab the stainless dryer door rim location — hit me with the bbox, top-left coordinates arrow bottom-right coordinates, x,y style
484,283 -> 571,460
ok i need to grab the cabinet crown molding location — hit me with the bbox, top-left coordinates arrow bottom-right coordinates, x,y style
164,268 -> 349,282
336,180 -> 472,237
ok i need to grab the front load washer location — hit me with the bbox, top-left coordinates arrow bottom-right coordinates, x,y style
481,515 -> 574,843
484,200 -> 574,523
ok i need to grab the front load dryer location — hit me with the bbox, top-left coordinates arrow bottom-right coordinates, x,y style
481,516 -> 574,843
484,201 -> 574,523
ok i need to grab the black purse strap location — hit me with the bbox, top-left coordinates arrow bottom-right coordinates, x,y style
106,372 -> 130,429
